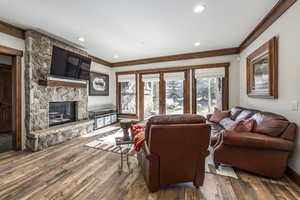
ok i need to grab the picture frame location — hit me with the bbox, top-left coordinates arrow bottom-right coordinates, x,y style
89,72 -> 109,96
246,37 -> 278,99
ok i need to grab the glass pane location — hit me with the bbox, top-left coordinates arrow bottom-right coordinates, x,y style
165,80 -> 184,115
120,81 -> 136,114
144,81 -> 160,119
196,77 -> 223,116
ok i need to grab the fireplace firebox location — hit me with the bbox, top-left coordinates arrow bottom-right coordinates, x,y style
49,101 -> 76,126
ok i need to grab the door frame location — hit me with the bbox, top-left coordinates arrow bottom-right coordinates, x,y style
0,45 -> 23,150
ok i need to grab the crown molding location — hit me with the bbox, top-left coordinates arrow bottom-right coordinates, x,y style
115,62 -> 230,75
239,0 -> 297,52
88,55 -> 113,67
112,48 -> 239,67
0,20 -> 25,40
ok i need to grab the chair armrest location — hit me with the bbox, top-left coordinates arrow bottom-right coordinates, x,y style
142,142 -> 151,158
137,142 -> 160,192
207,114 -> 212,121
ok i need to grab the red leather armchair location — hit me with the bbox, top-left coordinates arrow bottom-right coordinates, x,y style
137,115 -> 210,192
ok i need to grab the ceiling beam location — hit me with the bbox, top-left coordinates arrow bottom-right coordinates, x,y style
112,47 -> 240,67
239,0 -> 297,52
0,20 -> 25,40
88,55 -> 113,67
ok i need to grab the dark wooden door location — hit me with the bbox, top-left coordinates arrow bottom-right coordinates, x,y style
0,65 -> 12,133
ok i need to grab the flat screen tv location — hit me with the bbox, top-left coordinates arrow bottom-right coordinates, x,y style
50,46 -> 91,80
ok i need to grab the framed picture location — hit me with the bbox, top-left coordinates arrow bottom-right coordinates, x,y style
247,37 -> 278,99
89,72 -> 109,96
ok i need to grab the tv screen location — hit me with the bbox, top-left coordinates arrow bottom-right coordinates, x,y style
50,46 -> 91,80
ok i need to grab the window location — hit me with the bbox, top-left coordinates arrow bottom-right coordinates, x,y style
193,67 -> 226,115
144,80 -> 160,119
117,74 -> 137,115
196,77 -> 223,115
142,73 -> 160,119
164,72 -> 185,115
165,80 -> 184,114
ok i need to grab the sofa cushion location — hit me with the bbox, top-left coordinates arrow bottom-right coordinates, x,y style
219,117 -> 235,130
250,112 -> 290,137
210,108 -> 230,123
222,131 -> 294,151
235,110 -> 256,121
230,107 -> 243,120
227,119 -> 255,132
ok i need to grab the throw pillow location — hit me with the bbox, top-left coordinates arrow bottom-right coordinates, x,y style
210,108 -> 230,123
227,119 -> 256,132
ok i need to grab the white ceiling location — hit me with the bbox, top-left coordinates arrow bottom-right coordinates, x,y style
0,0 -> 278,62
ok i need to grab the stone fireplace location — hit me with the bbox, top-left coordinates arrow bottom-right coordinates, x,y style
25,31 -> 93,151
49,101 -> 77,127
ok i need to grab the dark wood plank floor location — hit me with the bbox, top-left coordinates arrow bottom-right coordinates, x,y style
0,133 -> 299,200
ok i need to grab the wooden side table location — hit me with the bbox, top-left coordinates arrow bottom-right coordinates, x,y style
119,119 -> 135,141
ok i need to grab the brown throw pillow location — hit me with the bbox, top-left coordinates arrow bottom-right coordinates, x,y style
210,108 -> 230,123
227,119 -> 256,132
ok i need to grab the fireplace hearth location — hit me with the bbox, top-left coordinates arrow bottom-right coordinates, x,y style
49,102 -> 76,126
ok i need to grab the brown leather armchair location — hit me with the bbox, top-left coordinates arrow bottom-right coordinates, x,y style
209,107 -> 297,178
137,115 -> 210,192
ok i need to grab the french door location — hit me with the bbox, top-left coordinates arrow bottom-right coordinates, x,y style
139,71 -> 189,120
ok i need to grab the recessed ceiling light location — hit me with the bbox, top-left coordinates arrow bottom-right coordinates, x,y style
194,4 -> 206,13
194,42 -> 201,47
113,55 -> 119,59
78,37 -> 85,42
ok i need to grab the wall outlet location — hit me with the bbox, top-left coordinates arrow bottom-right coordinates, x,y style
291,100 -> 299,111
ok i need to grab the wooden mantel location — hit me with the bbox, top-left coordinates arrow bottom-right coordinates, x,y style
38,80 -> 87,88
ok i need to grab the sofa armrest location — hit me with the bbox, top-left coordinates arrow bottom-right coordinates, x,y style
222,131 -> 294,151
281,123 -> 297,141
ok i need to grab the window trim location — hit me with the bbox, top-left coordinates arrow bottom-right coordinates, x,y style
116,62 -> 230,119
116,73 -> 138,118
191,66 -> 229,115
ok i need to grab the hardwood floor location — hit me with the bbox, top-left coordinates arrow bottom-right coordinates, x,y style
0,133 -> 299,200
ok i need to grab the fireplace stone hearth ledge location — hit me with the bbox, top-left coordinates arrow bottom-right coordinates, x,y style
27,120 -> 94,152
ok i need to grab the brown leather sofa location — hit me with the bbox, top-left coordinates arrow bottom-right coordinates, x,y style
209,106 -> 297,178
137,115 -> 210,192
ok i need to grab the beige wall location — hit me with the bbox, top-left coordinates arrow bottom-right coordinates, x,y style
239,1 -> 300,173
88,62 -> 115,109
113,55 -> 241,110
0,32 -> 26,149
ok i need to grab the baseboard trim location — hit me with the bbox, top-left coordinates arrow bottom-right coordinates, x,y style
286,167 -> 300,186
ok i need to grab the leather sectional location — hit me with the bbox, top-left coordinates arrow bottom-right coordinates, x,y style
209,106 -> 297,178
